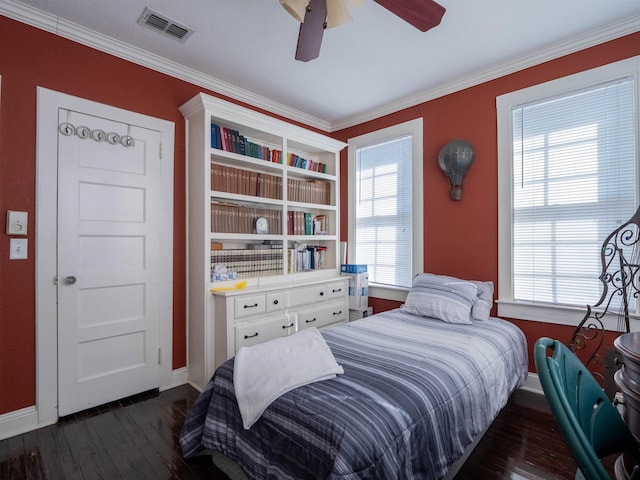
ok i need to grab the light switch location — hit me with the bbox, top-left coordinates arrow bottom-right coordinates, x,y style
6,211 -> 28,235
9,238 -> 28,260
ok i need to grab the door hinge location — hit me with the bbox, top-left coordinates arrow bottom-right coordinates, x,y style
157,347 -> 162,365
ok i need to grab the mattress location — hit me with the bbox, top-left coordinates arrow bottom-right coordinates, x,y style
180,308 -> 528,480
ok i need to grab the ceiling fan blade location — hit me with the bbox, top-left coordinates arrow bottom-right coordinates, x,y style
374,0 -> 445,32
295,0 -> 328,62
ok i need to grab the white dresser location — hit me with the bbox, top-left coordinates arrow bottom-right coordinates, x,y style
204,275 -> 348,387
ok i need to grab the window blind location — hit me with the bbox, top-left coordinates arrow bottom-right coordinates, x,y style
355,135 -> 413,288
511,76 -> 637,308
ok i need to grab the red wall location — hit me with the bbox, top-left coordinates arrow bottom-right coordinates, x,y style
335,32 -> 640,372
0,16 -> 319,415
1,12 -> 639,416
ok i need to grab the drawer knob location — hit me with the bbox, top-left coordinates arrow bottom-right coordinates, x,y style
319,291 -> 324,296
282,323 -> 295,329
244,332 -> 259,339
244,303 -> 259,309
333,310 -> 342,316
273,299 -> 279,305
306,318 -> 317,324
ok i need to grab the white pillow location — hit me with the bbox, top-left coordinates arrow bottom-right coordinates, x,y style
233,328 -> 343,429
470,280 -> 494,321
402,273 -> 479,324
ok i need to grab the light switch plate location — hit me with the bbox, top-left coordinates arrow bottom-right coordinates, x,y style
9,238 -> 28,259
6,210 -> 28,235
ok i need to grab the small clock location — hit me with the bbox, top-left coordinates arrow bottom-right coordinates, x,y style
255,216 -> 269,234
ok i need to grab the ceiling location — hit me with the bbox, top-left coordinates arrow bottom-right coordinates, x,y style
4,0 -> 640,131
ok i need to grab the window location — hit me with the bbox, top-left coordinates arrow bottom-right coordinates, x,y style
348,119 -> 423,301
497,57 -> 640,325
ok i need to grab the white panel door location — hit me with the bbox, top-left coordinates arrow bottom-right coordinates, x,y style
57,109 -> 162,416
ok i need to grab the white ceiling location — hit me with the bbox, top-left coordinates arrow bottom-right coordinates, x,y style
4,0 -> 640,131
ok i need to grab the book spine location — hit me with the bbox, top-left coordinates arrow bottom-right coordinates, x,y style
304,212 -> 312,235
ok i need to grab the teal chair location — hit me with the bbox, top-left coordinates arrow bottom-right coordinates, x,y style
534,337 -> 640,480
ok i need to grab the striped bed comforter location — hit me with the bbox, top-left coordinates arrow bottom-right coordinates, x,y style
180,309 -> 528,480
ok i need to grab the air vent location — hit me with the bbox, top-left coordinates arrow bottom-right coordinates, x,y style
137,8 -> 194,42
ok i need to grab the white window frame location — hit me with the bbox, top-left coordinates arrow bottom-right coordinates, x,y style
497,55 -> 640,327
347,118 -> 424,302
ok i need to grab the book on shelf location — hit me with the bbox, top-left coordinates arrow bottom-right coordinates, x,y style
286,152 -> 326,173
304,212 -> 313,235
211,248 -> 284,280
210,124 -> 222,149
287,177 -> 331,205
211,164 -> 282,200
210,122 -> 282,164
231,130 -> 238,153
313,215 -> 327,235
287,210 -> 304,235
220,127 -> 229,151
211,202 -> 282,235
286,210 -> 325,236
248,242 -> 283,250
287,245 -> 328,273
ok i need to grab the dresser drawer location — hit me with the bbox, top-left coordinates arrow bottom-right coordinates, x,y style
235,314 -> 297,350
234,294 -> 266,319
297,300 -> 347,330
266,291 -> 287,312
324,281 -> 347,299
286,286 -> 317,308
312,280 -> 347,303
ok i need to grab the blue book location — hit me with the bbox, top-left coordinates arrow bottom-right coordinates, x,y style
211,123 -> 221,149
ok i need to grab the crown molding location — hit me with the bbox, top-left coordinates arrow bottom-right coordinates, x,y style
331,14 -> 640,131
0,0 -> 332,132
2,1 -> 639,133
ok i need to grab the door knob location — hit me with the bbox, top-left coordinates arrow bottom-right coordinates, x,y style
63,275 -> 77,285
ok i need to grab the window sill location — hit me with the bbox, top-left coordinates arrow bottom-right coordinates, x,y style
369,284 -> 409,303
497,300 -> 640,331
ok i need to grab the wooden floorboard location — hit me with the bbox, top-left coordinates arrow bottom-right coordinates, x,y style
0,384 -> 617,479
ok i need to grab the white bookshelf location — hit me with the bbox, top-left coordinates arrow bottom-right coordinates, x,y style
180,93 -> 347,389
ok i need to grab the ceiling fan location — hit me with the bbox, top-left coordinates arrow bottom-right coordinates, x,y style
279,0 -> 446,62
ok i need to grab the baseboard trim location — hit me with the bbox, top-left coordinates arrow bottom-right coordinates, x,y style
161,367 -> 189,392
519,372 -> 543,395
0,405 -> 49,441
1,368 -> 189,441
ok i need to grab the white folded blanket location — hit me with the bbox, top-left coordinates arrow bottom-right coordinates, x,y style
233,327 -> 344,429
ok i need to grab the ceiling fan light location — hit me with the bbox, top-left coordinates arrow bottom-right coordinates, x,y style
326,0 -> 353,28
280,0 -> 309,23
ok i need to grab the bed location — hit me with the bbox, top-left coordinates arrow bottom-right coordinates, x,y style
180,274 -> 528,480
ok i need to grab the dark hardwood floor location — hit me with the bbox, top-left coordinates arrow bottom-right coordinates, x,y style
0,384 -> 616,479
